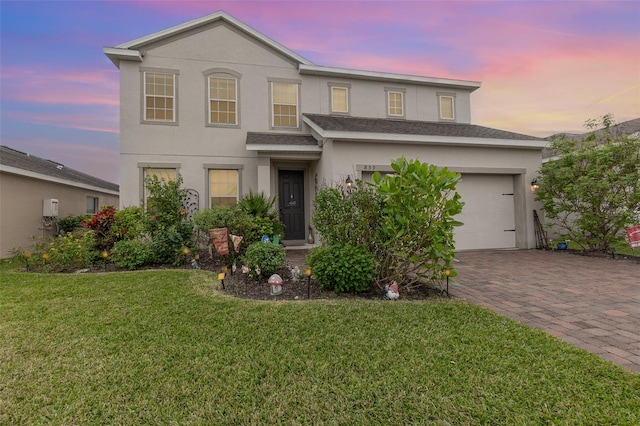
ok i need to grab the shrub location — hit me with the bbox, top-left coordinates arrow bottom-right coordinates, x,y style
111,238 -> 154,270
113,206 -> 146,240
151,224 -> 193,265
35,230 -> 98,272
306,244 -> 375,293
238,191 -> 284,242
372,157 -> 463,286
83,205 -> 117,250
58,214 -> 91,234
312,183 -> 382,252
241,241 -> 286,279
144,174 -> 194,264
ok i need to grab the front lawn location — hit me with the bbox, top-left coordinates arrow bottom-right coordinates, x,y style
1,266 -> 638,424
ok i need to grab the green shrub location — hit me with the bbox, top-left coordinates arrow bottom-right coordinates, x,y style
111,238 -> 154,270
58,214 -> 91,233
306,244 -> 375,293
113,206 -> 146,240
241,241 -> 286,279
312,183 -> 382,251
151,224 -> 193,265
144,174 -> 194,265
34,230 -> 98,272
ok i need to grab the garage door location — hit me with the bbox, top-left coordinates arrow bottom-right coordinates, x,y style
454,174 -> 515,250
361,172 -> 516,250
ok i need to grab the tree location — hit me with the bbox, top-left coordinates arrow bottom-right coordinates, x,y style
372,157 -> 464,286
535,114 -> 640,252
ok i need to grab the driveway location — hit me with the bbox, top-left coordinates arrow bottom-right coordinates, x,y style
451,249 -> 640,373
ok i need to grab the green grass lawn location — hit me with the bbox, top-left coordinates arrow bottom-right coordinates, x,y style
1,261 -> 638,425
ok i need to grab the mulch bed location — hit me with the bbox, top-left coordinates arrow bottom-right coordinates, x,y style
194,248 -> 445,301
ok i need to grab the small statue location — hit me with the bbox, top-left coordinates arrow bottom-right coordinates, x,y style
191,258 -> 200,269
384,281 -> 399,300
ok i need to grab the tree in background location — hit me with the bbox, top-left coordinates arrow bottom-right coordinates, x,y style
536,114 -> 640,252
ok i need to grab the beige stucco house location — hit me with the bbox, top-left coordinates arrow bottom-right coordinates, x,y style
0,146 -> 119,257
104,11 -> 545,249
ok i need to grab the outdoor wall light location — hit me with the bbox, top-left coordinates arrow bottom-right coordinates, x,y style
530,179 -> 540,192
345,175 -> 353,188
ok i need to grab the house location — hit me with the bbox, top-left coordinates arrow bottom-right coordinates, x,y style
0,146 -> 119,256
104,11 -> 545,250
543,117 -> 640,161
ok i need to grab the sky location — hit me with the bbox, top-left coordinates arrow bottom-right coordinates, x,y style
1,0 -> 639,184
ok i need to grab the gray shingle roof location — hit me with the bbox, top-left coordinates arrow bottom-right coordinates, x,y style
303,114 -> 543,141
0,145 -> 119,192
246,132 -> 318,146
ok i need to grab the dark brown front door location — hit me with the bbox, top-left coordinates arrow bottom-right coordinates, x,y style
278,170 -> 305,240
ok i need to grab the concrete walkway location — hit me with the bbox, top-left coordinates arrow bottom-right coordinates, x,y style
451,250 -> 640,373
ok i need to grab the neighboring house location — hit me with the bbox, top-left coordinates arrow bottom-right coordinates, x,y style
0,146 -> 119,256
543,117 -> 640,161
104,11 -> 545,250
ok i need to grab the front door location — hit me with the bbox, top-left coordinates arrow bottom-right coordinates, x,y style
278,170 -> 305,240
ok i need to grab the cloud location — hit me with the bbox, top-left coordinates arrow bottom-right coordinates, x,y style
1,67 -> 119,107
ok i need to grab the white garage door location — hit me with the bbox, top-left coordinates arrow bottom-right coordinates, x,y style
362,171 -> 517,250
455,174 -> 516,250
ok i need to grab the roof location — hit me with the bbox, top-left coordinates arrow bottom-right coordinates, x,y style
246,132 -> 318,146
104,11 -> 481,91
104,11 -> 313,68
245,132 -> 321,153
299,64 -> 480,91
0,145 -> 119,193
304,114 -> 544,142
542,117 -> 640,159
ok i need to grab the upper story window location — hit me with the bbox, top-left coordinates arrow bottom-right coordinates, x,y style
439,94 -> 456,121
385,88 -> 405,118
209,77 -> 237,125
143,71 -> 177,123
205,69 -> 241,127
271,81 -> 299,128
330,86 -> 349,114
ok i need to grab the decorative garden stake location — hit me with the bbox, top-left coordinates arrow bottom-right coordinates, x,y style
101,250 -> 109,271
269,273 -> 283,297
218,272 -> 226,290
181,246 -> 191,268
444,268 -> 451,297
305,267 -> 312,299
23,251 -> 31,271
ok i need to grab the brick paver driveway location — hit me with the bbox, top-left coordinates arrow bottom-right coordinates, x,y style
451,250 -> 640,373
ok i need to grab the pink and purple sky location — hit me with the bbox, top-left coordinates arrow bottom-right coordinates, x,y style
1,0 -> 639,184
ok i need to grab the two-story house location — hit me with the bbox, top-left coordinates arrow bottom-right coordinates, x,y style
104,11 -> 545,250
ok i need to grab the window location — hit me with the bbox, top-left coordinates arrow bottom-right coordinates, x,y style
209,76 -> 237,125
439,95 -> 455,120
271,82 -> 299,128
86,196 -> 98,214
386,89 -> 405,117
209,169 -> 238,207
331,86 -> 349,114
144,71 -> 176,122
